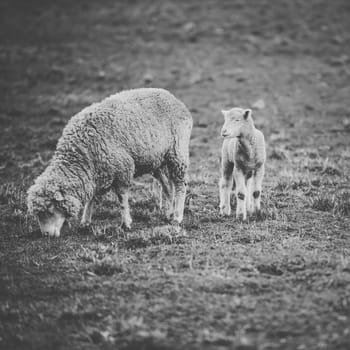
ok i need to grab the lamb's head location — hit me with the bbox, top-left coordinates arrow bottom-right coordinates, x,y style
220,108 -> 254,138
27,179 -> 82,237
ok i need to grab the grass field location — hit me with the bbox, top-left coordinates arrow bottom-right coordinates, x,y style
1,0 -> 350,349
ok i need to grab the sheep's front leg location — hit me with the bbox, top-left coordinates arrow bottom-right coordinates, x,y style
81,198 -> 94,225
167,154 -> 188,224
163,181 -> 174,221
252,165 -> 265,214
173,180 -> 186,224
234,168 -> 247,221
219,161 -> 234,216
117,190 -> 132,230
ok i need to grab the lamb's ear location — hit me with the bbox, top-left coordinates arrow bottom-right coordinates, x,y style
243,109 -> 252,120
221,110 -> 229,118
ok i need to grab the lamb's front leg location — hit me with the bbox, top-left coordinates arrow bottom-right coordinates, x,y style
117,189 -> 132,230
246,177 -> 254,216
252,164 -> 265,215
234,168 -> 247,221
81,198 -> 94,225
219,161 -> 234,216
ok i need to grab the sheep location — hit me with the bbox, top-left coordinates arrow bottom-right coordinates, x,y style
218,108 -> 266,221
27,88 -> 193,237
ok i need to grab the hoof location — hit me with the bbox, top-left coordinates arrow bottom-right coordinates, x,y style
121,222 -> 132,231
255,210 -> 263,220
236,214 -> 247,222
43,232 -> 60,238
219,205 -> 231,216
42,229 -> 60,238
80,221 -> 92,229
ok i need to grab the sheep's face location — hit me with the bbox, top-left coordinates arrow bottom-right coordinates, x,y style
37,205 -> 66,237
221,108 -> 253,138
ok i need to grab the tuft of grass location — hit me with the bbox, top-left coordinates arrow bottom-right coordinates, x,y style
274,177 -> 312,192
306,158 -> 341,176
310,194 -> 336,212
259,191 -> 287,221
0,182 -> 28,211
131,194 -> 160,223
269,148 -> 289,160
123,225 -> 187,249
310,191 -> 350,216
334,191 -> 350,216
92,260 -> 124,276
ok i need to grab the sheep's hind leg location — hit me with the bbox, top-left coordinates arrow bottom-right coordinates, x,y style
252,165 -> 265,215
117,189 -> 132,230
167,156 -> 188,225
219,161 -> 234,216
152,167 -> 173,220
151,178 -> 163,209
81,198 -> 94,225
112,153 -> 135,230
234,168 -> 247,221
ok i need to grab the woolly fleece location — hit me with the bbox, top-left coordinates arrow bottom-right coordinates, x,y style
27,88 -> 193,218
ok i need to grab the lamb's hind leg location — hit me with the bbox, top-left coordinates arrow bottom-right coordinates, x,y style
234,168 -> 247,221
252,164 -> 265,215
219,161 -> 234,216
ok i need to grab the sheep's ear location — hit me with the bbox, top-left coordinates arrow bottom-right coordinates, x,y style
54,191 -> 64,201
243,109 -> 252,120
221,110 -> 229,118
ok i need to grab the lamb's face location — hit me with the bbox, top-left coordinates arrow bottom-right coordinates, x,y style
37,205 -> 66,237
221,108 -> 253,138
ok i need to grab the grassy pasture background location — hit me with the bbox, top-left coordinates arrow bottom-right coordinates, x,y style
0,0 -> 350,349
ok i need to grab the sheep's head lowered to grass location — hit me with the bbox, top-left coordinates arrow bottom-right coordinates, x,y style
27,179 -> 82,237
221,108 -> 254,139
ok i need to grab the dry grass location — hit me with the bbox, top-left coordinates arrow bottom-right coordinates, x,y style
310,191 -> 350,216
1,0 -> 350,349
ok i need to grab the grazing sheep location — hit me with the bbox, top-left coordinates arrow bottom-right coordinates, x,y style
27,88 -> 193,237
219,108 -> 266,220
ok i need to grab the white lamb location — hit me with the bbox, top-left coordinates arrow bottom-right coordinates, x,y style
219,108 -> 266,220
27,88 -> 193,237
